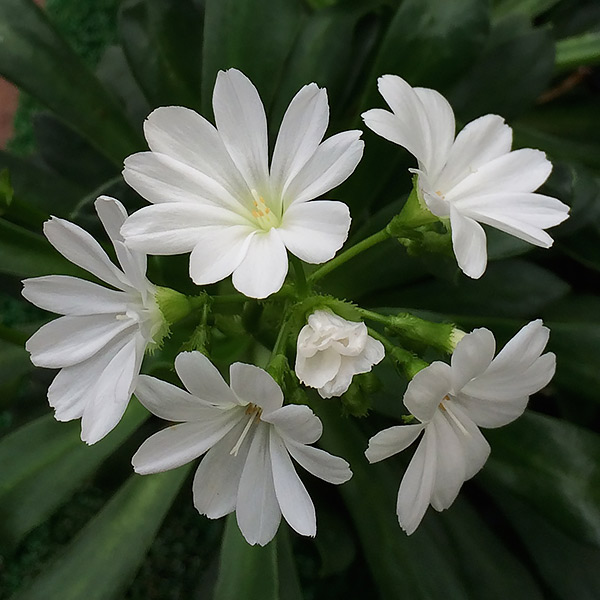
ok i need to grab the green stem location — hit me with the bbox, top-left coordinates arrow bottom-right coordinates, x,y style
289,255 -> 309,297
308,228 -> 391,283
270,302 -> 293,361
367,327 -> 428,379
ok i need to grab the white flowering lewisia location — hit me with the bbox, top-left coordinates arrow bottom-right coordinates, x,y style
295,310 -> 385,398
132,351 -> 352,546
121,68 -> 364,299
362,75 -> 569,278
365,320 -> 555,535
22,197 -> 165,445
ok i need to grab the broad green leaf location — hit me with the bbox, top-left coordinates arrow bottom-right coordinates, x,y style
201,0 -> 307,115
483,411 -> 600,547
0,402 -> 149,549
492,0 -> 560,20
556,31 -> 600,71
0,0 -> 142,165
367,0 -> 489,95
12,466 -> 190,600
0,338 -> 32,405
118,0 -> 204,108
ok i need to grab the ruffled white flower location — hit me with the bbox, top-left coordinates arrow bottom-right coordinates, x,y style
362,75 -> 569,278
22,197 -> 165,445
132,351 -> 352,546
365,320 -> 555,535
121,68 -> 364,299
295,310 -> 385,398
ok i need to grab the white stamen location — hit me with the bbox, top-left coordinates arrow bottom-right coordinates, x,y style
230,404 -> 262,456
442,400 -> 471,437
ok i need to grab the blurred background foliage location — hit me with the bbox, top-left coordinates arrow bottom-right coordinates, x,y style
0,0 -> 599,598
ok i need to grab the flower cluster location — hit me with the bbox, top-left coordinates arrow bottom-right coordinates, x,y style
23,69 -> 563,544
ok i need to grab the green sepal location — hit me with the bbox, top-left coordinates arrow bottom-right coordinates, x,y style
386,176 -> 440,235
154,286 -> 195,325
340,372 -> 380,418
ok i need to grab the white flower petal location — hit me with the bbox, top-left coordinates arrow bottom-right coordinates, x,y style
175,351 -> 239,407
456,392 -> 529,429
135,374 -> 219,421
262,404 -> 322,445
397,426 -> 437,535
365,424 -> 425,463
450,206 -> 488,279
111,240 -> 149,298
26,314 -> 135,368
284,439 -> 352,484
445,148 -> 552,201
132,411 -> 239,474
188,225 -> 255,286
270,430 -> 316,537
403,361 -> 452,422
450,328 -> 496,392
193,419 -> 253,519
236,422 -> 281,546
436,114 -> 512,193
213,69 -> 269,193
271,83 -> 329,195
317,359 -> 356,398
231,228 -> 288,298
455,192 -> 569,248
295,347 -> 342,390
283,130 -> 364,207
429,411 -> 466,511
80,335 -> 143,444
229,362 -> 283,414
94,196 -> 127,244
43,217 -> 128,291
22,276 -> 129,316
278,200 -> 351,264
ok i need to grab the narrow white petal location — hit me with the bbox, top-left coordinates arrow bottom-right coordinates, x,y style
188,225 -> 255,285
135,374 -> 220,421
236,422 -> 281,546
436,115 -> 512,193
80,335 -> 142,444
22,276 -> 128,316
229,363 -> 283,414
365,424 -> 425,463
111,240 -> 149,296
397,426 -> 437,535
450,206 -> 488,279
429,411 -> 466,511
132,411 -> 239,474
174,352 -> 239,407
43,217 -> 128,290
285,439 -> 352,485
26,314 -> 135,368
232,228 -> 289,299
193,419 -> 254,518
450,328 -> 496,392
283,131 -> 364,207
278,200 -> 351,264
445,148 -> 552,201
403,361 -> 452,422
455,192 -> 569,248
271,83 -> 329,194
295,347 -> 342,390
456,392 -> 529,429
262,404 -> 322,445
270,430 -> 316,537
94,196 -> 127,244
213,69 -> 269,193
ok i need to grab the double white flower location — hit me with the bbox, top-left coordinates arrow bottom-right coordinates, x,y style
121,68 -> 364,299
366,320 -> 555,535
132,351 -> 352,546
295,310 -> 384,398
22,197 -> 165,444
362,75 -> 569,278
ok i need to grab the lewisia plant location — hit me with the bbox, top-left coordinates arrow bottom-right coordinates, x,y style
21,69 -> 568,545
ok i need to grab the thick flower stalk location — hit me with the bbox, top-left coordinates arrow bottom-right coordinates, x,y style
22,197 -> 166,444
362,75 -> 569,278
132,351 -> 352,546
121,68 -> 364,299
295,309 -> 385,398
365,320 -> 555,535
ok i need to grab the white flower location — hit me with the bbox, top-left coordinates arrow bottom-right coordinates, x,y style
120,68 -> 364,299
22,197 -> 165,445
295,310 -> 385,398
132,351 -> 352,546
362,75 -> 569,279
365,320 -> 555,535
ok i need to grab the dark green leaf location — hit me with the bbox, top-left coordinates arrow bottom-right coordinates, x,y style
492,0 -> 561,20
11,466 -> 190,600
556,31 -> 600,71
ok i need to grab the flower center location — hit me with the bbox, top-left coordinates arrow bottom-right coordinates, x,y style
250,189 -> 281,231
230,403 -> 263,456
